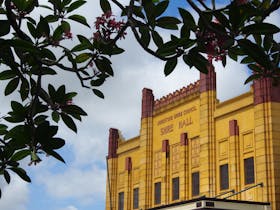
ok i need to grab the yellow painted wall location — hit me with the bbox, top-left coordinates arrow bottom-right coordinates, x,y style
106,85 -> 280,210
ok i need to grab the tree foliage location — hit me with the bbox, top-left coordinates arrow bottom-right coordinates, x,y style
0,0 -> 279,197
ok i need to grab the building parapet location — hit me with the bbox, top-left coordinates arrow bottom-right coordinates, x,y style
154,81 -> 200,113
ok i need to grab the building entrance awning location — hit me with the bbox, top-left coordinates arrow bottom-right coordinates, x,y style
148,197 -> 271,210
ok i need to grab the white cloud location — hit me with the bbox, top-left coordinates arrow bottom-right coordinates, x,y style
57,205 -> 78,210
0,175 -> 29,210
36,165 -> 106,205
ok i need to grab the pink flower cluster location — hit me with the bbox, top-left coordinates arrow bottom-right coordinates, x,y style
93,11 -> 126,41
196,22 -> 227,62
236,0 -> 248,5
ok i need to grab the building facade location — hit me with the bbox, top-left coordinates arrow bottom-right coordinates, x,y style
105,66 -> 280,210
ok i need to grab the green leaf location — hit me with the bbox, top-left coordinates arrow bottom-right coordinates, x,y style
95,58 -> 113,76
263,35 -> 273,51
50,138 -> 65,149
179,8 -> 195,30
244,74 -> 261,84
0,20 -> 10,36
92,89 -> 104,99
68,14 -> 90,27
100,0 -> 111,13
34,115 -> 48,125
91,78 -> 105,87
5,77 -> 19,96
37,16 -> 50,37
77,35 -> 92,46
11,150 -> 30,162
238,39 -> 271,68
27,22 -> 38,38
67,0 -> 86,13
241,23 -> 280,35
157,40 -> 177,57
61,113 -> 77,132
10,167 -> 31,183
52,111 -> 60,123
164,58 -> 177,76
4,170 -> 10,184
156,16 -> 181,30
248,64 -> 263,72
184,50 -> 209,73
154,0 -> 169,17
241,56 -> 254,64
62,105 -> 87,116
0,70 -> 16,80
152,30 -> 163,47
139,26 -> 151,47
11,101 -> 25,114
46,150 -> 65,163
75,53 -> 91,63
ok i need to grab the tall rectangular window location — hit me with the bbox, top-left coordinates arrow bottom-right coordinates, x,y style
172,177 -> 180,200
192,172 -> 200,196
154,182 -> 161,205
244,157 -> 255,185
133,188 -> 139,209
220,164 -> 229,190
118,192 -> 124,210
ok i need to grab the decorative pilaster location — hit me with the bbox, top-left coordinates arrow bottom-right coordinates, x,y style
139,88 -> 154,209
199,64 -> 216,197
161,140 -> 170,204
253,78 -> 280,209
106,128 -> 119,210
124,157 -> 132,210
180,133 -> 189,200
228,120 -> 240,200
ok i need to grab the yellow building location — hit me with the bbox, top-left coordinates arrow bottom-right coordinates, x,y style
105,65 -> 280,210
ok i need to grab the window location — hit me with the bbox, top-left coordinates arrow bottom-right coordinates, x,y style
192,172 -> 200,196
118,192 -> 124,210
172,177 -> 180,200
220,164 -> 229,190
244,157 -> 255,185
133,188 -> 139,209
154,182 -> 161,205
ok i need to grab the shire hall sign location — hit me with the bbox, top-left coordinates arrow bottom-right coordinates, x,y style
105,65 -> 280,210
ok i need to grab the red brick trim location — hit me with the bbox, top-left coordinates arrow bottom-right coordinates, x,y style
108,128 -> 119,159
180,133 -> 188,146
229,120 -> 239,136
200,64 -> 216,92
125,157 -> 132,171
142,88 -> 154,118
154,81 -> 200,110
253,77 -> 280,105
162,140 -> 169,153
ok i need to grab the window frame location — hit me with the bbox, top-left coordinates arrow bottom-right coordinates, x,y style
172,177 -> 180,201
118,192 -> 124,210
133,188 -> 139,209
244,157 -> 255,185
220,164 -> 229,190
154,182 -> 161,205
192,172 -> 200,196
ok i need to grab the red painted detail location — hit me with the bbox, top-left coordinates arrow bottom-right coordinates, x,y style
180,133 -> 188,145
162,140 -> 169,153
142,88 -> 154,118
154,81 -> 200,110
199,64 -> 216,92
125,157 -> 132,171
229,120 -> 239,136
253,77 -> 280,105
108,128 -> 119,159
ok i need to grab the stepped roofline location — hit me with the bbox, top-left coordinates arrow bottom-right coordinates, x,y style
154,80 -> 200,110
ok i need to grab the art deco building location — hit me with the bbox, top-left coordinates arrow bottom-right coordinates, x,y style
105,65 -> 280,210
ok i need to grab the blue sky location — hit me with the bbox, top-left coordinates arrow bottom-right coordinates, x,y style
0,1 -> 279,210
